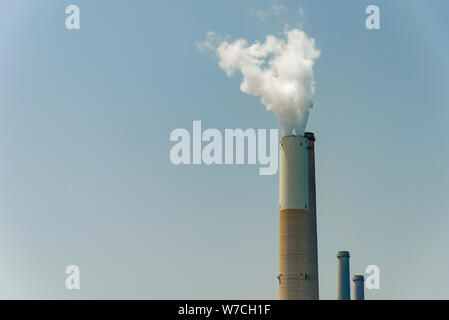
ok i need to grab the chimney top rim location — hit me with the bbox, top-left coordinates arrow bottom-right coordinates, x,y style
337,251 -> 350,258
305,132 -> 316,141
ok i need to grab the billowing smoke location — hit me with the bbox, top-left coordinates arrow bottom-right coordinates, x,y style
198,28 -> 320,135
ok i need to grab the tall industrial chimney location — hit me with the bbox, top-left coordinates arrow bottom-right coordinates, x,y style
278,133 -> 319,300
353,275 -> 365,300
305,132 -> 319,299
337,251 -> 350,300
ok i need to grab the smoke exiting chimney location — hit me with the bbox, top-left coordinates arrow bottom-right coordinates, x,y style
197,18 -> 321,301
198,28 -> 320,136
337,251 -> 350,300
278,133 -> 318,300
353,275 -> 365,300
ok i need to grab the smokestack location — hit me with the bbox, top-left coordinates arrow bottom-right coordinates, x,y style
337,251 -> 350,300
353,275 -> 365,300
278,134 -> 318,300
305,132 -> 319,298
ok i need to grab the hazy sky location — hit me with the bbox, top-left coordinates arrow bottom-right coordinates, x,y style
0,0 -> 448,299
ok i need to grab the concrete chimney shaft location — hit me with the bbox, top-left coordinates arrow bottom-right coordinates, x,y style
337,251 -> 351,300
305,132 -> 319,299
353,275 -> 365,300
278,134 -> 319,300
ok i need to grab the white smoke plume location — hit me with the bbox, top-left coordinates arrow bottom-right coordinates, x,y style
198,28 -> 320,135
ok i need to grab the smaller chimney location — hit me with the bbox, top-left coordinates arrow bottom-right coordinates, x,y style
353,275 -> 365,300
337,251 -> 350,300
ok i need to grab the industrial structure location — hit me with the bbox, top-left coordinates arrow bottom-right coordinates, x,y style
353,275 -> 365,300
278,133 -> 318,300
276,132 -> 366,300
337,251 -> 351,300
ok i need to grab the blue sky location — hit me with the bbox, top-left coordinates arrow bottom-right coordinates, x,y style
0,0 -> 448,299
